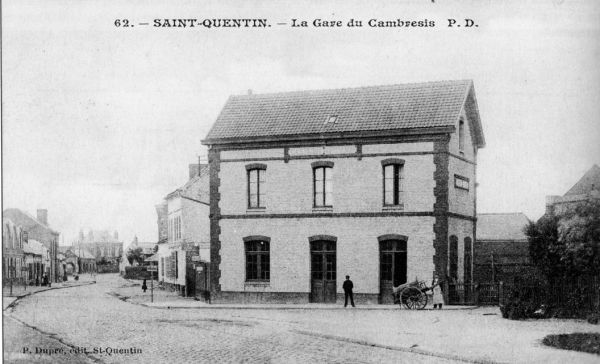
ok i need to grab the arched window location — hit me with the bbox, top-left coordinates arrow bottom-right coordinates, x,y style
244,236 -> 270,281
458,118 -> 465,153
449,235 -> 458,281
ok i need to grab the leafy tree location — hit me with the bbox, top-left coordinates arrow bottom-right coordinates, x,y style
126,247 -> 144,265
527,199 -> 600,279
558,199 -> 600,276
526,213 -> 563,280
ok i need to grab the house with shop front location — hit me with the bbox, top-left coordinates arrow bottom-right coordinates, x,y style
3,209 -> 60,283
156,163 -> 210,296
23,239 -> 50,284
202,80 -> 485,304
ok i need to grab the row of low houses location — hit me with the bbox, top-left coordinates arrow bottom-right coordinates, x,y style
3,209 -> 61,285
144,80 -> 598,304
2,209 -> 115,286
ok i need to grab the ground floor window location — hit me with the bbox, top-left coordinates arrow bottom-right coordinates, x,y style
449,235 -> 458,282
245,240 -> 270,281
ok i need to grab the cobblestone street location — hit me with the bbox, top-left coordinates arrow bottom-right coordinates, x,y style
4,275 -> 459,363
3,274 -> 599,363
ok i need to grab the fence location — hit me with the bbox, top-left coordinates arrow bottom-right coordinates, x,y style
498,275 -> 600,314
447,276 -> 600,312
446,282 -> 497,305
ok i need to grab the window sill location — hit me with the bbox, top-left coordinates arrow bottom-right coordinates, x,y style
245,281 -> 270,285
244,281 -> 270,291
383,204 -> 404,211
312,207 -> 333,213
246,208 -> 267,214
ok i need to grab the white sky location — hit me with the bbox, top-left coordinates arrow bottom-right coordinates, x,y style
2,0 -> 599,245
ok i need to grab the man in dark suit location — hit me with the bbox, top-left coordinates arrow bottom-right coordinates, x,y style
343,275 -> 356,307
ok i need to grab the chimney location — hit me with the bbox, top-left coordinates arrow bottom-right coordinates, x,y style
247,89 -> 253,95
113,231 -> 119,240
37,209 -> 48,225
189,163 -> 200,179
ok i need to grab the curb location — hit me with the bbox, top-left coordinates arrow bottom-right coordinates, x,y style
3,314 -> 103,363
112,294 -> 480,311
292,329 -> 507,364
3,281 -> 96,311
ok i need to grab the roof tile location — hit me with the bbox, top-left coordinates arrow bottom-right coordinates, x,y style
205,80 -> 477,141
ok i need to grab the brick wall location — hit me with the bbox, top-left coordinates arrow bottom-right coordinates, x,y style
448,217 -> 475,282
219,216 -> 436,294
219,149 -> 436,215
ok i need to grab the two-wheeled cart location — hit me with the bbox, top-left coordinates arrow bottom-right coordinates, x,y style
392,280 -> 430,310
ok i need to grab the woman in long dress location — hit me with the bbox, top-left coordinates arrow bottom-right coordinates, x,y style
432,273 -> 444,309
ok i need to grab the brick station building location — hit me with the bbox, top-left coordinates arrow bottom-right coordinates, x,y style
202,80 -> 485,304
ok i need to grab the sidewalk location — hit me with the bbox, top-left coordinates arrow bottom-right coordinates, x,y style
113,280 -> 477,310
2,275 -> 96,310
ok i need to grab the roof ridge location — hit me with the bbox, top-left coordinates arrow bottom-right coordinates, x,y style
233,79 -> 473,98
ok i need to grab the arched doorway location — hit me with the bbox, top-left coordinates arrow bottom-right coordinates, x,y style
309,236 -> 337,303
379,235 -> 408,304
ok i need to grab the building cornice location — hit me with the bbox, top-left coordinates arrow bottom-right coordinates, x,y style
202,126 -> 454,147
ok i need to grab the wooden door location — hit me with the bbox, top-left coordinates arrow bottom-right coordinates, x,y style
310,241 -> 336,303
380,240 -> 407,304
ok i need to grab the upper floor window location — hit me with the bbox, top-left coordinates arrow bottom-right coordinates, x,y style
382,159 -> 405,206
168,215 -> 182,241
312,161 -> 334,207
244,238 -> 270,281
454,174 -> 469,191
246,164 -> 267,209
458,118 -> 465,153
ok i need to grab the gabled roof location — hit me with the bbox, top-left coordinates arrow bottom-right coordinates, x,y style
565,164 -> 600,196
165,164 -> 209,203
203,80 -> 485,146
477,213 -> 530,242
3,208 -> 59,235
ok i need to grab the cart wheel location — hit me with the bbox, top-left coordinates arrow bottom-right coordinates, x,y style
401,287 -> 428,310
